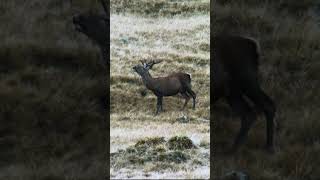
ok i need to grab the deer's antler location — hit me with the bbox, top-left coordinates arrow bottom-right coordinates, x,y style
146,59 -> 163,69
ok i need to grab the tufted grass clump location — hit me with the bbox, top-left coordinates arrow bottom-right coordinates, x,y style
135,137 -> 166,147
167,136 -> 197,150
111,136 -> 198,170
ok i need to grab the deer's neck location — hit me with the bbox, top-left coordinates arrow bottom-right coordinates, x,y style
141,72 -> 155,90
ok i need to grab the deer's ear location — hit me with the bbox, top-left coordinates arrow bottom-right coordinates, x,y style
140,60 -> 147,68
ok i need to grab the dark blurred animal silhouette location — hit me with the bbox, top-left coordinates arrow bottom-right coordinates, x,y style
73,0 -> 109,67
212,35 -> 276,153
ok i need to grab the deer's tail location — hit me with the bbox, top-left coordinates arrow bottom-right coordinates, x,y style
180,73 -> 192,92
185,73 -> 192,85
244,36 -> 261,67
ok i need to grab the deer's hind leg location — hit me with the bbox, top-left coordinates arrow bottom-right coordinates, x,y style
185,85 -> 196,109
180,92 -> 191,110
243,85 -> 276,153
227,94 -> 257,153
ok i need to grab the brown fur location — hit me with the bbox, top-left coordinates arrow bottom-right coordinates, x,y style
133,61 -> 196,115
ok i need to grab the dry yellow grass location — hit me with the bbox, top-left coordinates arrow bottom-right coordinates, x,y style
110,2 -> 210,178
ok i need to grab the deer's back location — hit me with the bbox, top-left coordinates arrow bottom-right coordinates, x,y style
151,72 -> 191,96
213,35 -> 261,98
213,35 -> 259,70
167,72 -> 191,84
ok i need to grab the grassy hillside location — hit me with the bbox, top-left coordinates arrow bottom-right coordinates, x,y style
110,0 -> 210,179
0,0 -> 107,179
212,0 -> 320,179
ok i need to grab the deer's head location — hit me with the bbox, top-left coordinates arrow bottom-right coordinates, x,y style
133,60 -> 163,76
73,0 -> 109,46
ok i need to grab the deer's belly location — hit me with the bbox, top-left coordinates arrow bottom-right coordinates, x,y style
163,91 -> 179,96
154,89 -> 180,96
152,81 -> 182,96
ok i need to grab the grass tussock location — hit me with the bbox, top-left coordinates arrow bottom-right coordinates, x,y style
213,0 -> 320,179
111,136 -> 206,176
167,136 -> 196,150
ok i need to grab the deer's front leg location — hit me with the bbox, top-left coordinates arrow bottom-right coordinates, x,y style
155,96 -> 163,115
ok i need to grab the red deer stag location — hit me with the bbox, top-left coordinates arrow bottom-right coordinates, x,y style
213,35 -> 276,153
133,60 -> 196,115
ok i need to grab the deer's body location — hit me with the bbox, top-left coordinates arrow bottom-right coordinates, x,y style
142,72 -> 191,96
212,35 -> 276,153
133,61 -> 196,115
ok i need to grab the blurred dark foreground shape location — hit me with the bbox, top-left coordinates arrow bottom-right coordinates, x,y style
212,35 -> 276,153
0,0 -> 109,179
73,0 -> 109,68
